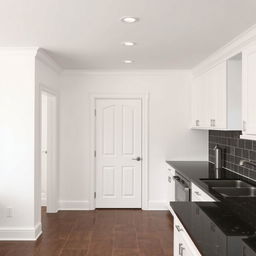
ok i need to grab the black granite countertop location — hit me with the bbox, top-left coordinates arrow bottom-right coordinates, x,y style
166,161 -> 256,255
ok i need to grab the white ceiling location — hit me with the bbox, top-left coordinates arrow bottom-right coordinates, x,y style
1,0 -> 256,69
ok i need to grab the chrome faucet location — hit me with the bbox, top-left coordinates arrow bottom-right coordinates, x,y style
239,159 -> 256,168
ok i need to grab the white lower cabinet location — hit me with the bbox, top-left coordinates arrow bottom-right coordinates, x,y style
191,182 -> 215,202
174,215 -> 201,256
166,163 -> 175,202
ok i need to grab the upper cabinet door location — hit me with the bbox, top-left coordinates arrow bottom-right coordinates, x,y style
242,46 -> 256,136
191,74 -> 208,128
191,56 -> 242,131
191,62 -> 227,129
211,62 -> 227,129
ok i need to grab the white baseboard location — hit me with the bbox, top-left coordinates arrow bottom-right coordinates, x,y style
0,223 -> 42,241
58,200 -> 90,210
147,200 -> 168,210
41,192 -> 47,206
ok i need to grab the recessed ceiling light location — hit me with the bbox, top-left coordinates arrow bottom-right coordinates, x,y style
123,60 -> 133,64
122,41 -> 136,47
121,16 -> 139,23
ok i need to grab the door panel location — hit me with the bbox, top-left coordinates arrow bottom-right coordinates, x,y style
122,166 -> 135,197
102,166 -> 116,198
122,105 -> 135,155
96,99 -> 142,208
103,105 -> 116,155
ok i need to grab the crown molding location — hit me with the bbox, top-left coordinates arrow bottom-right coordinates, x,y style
193,24 -> 256,77
62,69 -> 191,76
36,49 -> 62,74
0,47 -> 39,56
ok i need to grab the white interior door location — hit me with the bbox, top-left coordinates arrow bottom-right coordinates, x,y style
95,99 -> 142,208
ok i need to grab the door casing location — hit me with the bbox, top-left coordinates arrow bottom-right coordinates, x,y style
89,93 -> 149,210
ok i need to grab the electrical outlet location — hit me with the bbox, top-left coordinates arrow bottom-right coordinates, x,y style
7,207 -> 13,218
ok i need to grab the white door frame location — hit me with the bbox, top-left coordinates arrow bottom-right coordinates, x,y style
39,84 -> 58,213
89,93 -> 149,210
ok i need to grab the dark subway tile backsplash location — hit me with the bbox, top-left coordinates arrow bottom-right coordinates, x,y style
209,130 -> 256,180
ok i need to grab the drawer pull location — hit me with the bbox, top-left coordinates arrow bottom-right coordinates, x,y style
179,243 -> 183,255
195,191 -> 201,196
175,225 -> 183,232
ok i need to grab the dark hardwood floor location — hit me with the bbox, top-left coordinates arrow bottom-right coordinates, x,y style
0,207 -> 173,256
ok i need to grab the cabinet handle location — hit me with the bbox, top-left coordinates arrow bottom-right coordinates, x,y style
175,225 -> 183,232
180,246 -> 185,256
195,191 -> 201,196
210,119 -> 213,127
243,121 -> 246,132
196,120 -> 200,126
213,119 -> 216,127
210,222 -> 216,232
168,177 -> 172,183
178,243 -> 183,255
243,246 -> 247,256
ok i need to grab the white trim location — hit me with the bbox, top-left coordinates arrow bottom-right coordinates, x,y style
0,223 -> 42,241
41,192 -> 47,206
0,47 -> 39,56
89,93 -> 149,210
36,49 -> 62,74
148,200 -> 168,210
62,69 -> 191,76
240,134 -> 256,141
58,200 -> 90,210
193,24 -> 256,77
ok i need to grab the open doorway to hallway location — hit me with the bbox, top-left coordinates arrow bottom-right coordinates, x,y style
40,90 -> 58,213
41,94 -> 48,208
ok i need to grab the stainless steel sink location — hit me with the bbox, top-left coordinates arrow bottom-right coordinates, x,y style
212,187 -> 256,198
201,179 -> 251,188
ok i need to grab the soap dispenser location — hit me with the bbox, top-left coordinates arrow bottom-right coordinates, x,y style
213,144 -> 222,169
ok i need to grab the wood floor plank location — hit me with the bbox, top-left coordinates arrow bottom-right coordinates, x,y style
0,207 -> 173,256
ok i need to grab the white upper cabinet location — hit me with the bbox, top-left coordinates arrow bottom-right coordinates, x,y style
191,56 -> 242,130
192,73 -> 209,128
242,45 -> 256,139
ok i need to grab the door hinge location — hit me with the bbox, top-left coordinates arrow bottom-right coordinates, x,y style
94,192 -> 96,199
94,150 -> 96,157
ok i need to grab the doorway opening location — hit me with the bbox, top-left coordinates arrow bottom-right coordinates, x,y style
40,90 -> 58,213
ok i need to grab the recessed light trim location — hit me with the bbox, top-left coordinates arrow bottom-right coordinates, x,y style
123,60 -> 133,64
122,41 -> 136,47
120,16 -> 139,23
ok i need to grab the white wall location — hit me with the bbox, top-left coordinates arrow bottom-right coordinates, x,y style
0,50 -> 38,239
59,70 -> 208,209
0,48 -> 60,240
